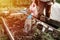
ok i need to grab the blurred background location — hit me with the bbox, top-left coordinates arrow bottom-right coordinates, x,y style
0,0 -> 60,40
56,0 -> 60,3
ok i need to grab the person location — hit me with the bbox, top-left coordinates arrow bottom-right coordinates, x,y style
23,0 -> 38,33
35,0 -> 55,21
